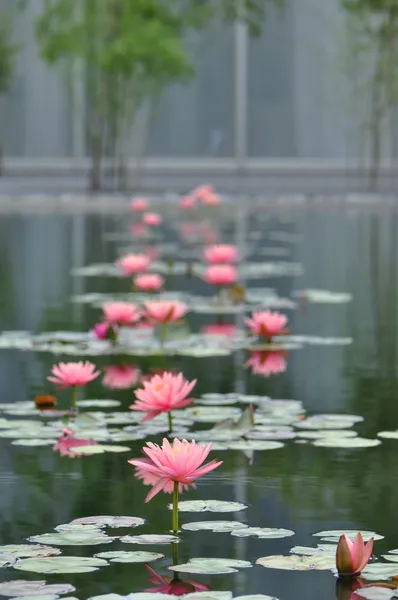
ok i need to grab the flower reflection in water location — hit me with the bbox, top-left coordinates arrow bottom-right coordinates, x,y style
245,350 -> 288,377
201,323 -> 237,337
102,365 -> 140,390
53,429 -> 98,458
335,577 -> 397,600
145,564 -> 210,596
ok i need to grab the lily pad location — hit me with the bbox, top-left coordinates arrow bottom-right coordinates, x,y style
313,530 -> 383,542
362,563 -> 398,580
356,588 -> 398,599
382,554 -> 398,563
78,400 -> 121,408
170,500 -> 247,513
0,544 -> 61,559
28,531 -> 115,546
230,527 -> 294,539
256,554 -> 335,570
235,596 -> 279,600
378,431 -> 398,440
69,445 -> 131,455
313,437 -> 381,448
294,414 -> 363,430
14,557 -> 108,574
94,551 -> 163,563
0,582 -> 75,598
182,521 -> 248,532
216,440 -> 284,451
70,516 -> 145,529
120,535 -> 178,545
170,557 -> 252,575
12,439 -> 57,447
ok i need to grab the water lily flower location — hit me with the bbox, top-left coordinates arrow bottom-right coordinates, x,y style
203,244 -> 239,264
134,273 -> 164,292
47,361 -> 100,410
128,438 -> 222,503
180,195 -> 196,209
134,459 -> 193,495
144,300 -> 188,324
201,323 -> 237,337
145,564 -> 210,595
91,322 -> 118,341
245,350 -> 288,377
201,192 -> 221,206
53,428 -> 98,458
116,253 -> 151,276
130,371 -> 196,425
245,310 -> 289,341
191,184 -> 214,200
131,197 -> 149,211
203,264 -> 238,286
143,212 -> 162,226
336,533 -> 374,577
102,302 -> 141,326
102,365 -> 140,390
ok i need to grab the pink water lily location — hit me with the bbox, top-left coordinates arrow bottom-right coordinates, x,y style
245,310 -> 289,340
53,428 -> 98,458
203,244 -> 239,264
191,184 -> 214,201
128,438 -> 222,502
245,350 -> 288,377
180,195 -> 196,209
336,533 -> 374,576
134,273 -> 164,292
143,212 -> 162,227
144,300 -> 188,324
145,564 -> 210,595
102,365 -> 140,390
48,361 -> 100,388
134,459 -> 194,494
91,322 -> 118,341
116,253 -> 151,276
203,264 -> 238,286
102,302 -> 141,326
131,197 -> 149,211
130,371 -> 196,421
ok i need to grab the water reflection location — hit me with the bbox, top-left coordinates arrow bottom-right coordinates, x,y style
245,350 -> 288,377
145,564 -> 211,595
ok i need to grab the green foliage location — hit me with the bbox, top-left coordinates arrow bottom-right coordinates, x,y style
0,12 -> 18,93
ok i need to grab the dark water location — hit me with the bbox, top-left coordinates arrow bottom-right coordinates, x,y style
1,204 -> 398,600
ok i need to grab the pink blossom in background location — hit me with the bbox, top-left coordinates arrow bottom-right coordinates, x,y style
144,300 -> 188,324
130,222 -> 149,238
201,324 -> 237,337
336,533 -> 374,576
140,368 -> 174,384
145,565 -> 210,596
131,197 -> 149,211
130,371 -> 196,421
245,350 -> 288,377
145,246 -> 160,261
203,244 -> 239,264
180,196 -> 196,209
201,192 -> 221,206
128,438 -> 222,502
143,212 -> 162,227
134,273 -> 164,292
116,253 -> 151,276
202,264 -> 238,286
47,361 -> 100,388
102,302 -> 141,326
245,310 -> 289,340
91,322 -> 117,340
102,365 -> 140,390
191,184 -> 214,200
53,428 -> 98,458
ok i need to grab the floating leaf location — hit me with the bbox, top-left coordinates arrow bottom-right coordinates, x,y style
0,544 -> 61,559
292,289 -> 352,304
170,557 -> 252,575
0,581 -> 75,598
70,516 -> 145,529
296,430 -> 358,439
120,535 -> 178,545
231,527 -> 294,539
14,557 -> 108,574
11,439 -> 57,447
356,587 -> 398,599
313,437 -> 381,448
170,500 -> 248,513
294,415 -> 363,430
290,545 -> 336,556
313,530 -> 383,542
69,445 -> 131,455
94,551 -> 163,563
382,554 -> 398,563
235,596 -> 280,600
378,431 -> 398,440
256,554 -> 335,570
182,521 -> 248,532
215,440 -> 284,451
78,400 -> 121,408
362,563 -> 398,580
28,531 -> 115,546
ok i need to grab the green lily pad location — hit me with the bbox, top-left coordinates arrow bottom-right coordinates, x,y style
28,531 -> 115,546
378,431 -> 398,439
170,557 -> 252,574
292,289 -> 352,304
10,595 -> 59,600
230,527 -> 294,539
235,596 -> 279,600
356,588 -> 398,599
184,594 -> 233,600
14,557 -> 108,574
362,563 -> 398,580
120,535 -> 178,545
0,581 -> 75,597
290,545 -> 336,556
296,430 -> 358,439
0,544 -> 61,559
313,437 -> 381,448
382,554 -> 398,563
70,516 -> 145,528
78,400 -> 121,408
94,551 -> 163,563
256,554 -> 335,570
170,500 -> 248,513
216,440 -> 284,451
69,445 -> 131,455
11,439 -> 57,446
294,415 -> 363,430
313,530 -> 383,542
182,521 -> 248,532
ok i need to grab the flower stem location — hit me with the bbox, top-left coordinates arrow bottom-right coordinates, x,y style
71,386 -> 77,412
172,480 -> 179,534
168,411 -> 173,434
172,541 -> 179,566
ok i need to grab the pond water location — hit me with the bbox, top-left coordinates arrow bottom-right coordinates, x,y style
0,201 -> 398,600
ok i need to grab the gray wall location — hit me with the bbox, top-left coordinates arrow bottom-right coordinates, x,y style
0,0 -> 385,160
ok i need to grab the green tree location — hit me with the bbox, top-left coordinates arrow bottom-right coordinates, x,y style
36,0 -> 283,191
0,7 -> 19,174
342,0 -> 398,188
